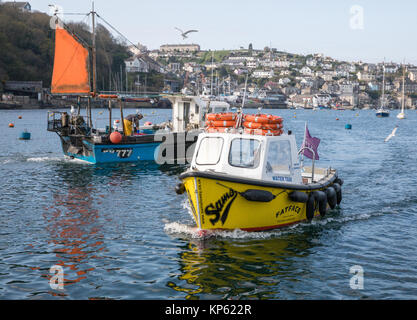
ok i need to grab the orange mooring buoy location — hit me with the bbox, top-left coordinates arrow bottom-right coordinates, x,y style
110,131 -> 123,144
18,116 -> 22,119
9,123 -> 14,128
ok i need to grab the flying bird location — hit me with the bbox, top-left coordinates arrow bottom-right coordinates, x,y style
384,126 -> 398,142
175,27 -> 198,39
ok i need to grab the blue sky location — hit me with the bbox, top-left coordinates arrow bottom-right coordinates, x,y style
27,0 -> 417,64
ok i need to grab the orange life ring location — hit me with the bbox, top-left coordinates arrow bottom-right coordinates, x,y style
207,113 -> 237,121
244,114 -> 283,124
243,121 -> 283,130
206,127 -> 229,133
206,120 -> 236,127
244,128 -> 283,136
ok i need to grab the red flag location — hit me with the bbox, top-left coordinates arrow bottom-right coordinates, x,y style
301,125 -> 320,160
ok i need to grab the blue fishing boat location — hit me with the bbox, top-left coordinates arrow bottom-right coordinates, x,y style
47,6 -> 202,165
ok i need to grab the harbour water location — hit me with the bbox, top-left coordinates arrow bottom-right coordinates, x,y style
0,108 -> 416,300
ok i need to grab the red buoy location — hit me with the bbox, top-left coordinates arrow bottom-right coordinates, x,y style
9,123 -> 14,128
18,116 -> 22,119
110,131 -> 123,144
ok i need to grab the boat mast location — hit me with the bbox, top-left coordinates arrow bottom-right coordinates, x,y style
381,61 -> 385,108
211,51 -> 214,96
401,65 -> 405,113
91,1 -> 97,95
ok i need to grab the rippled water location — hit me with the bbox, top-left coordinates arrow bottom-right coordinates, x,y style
0,108 -> 416,300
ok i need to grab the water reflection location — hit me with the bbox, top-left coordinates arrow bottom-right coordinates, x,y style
169,230 -> 324,300
42,164 -> 104,293
41,160 -> 181,296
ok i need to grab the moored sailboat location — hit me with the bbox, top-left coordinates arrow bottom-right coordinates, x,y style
376,62 -> 390,117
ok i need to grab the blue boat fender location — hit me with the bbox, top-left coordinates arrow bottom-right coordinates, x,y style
326,187 -> 337,210
312,190 -> 328,217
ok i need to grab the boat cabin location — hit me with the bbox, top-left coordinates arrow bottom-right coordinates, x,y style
190,132 -> 304,184
166,95 -> 231,132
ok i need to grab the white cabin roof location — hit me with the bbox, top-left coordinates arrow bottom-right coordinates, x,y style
191,132 -> 303,184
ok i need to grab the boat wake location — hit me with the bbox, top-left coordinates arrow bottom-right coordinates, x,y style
164,209 -> 387,240
26,156 -> 87,164
27,156 -> 64,162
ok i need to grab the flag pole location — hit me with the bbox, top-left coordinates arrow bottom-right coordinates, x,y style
300,121 -> 307,170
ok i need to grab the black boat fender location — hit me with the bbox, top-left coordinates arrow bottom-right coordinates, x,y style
332,183 -> 342,205
175,183 -> 185,195
288,191 -> 309,203
312,190 -> 327,217
306,193 -> 315,222
335,178 -> 344,186
240,190 -> 276,202
326,187 -> 337,210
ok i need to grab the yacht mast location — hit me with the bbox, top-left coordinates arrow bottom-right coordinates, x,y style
381,61 -> 385,108
91,2 -> 97,94
401,66 -> 405,113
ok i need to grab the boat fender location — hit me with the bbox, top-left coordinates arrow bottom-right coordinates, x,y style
288,191 -> 309,203
326,187 -> 337,210
175,183 -> 185,195
335,178 -> 344,186
332,183 -> 342,205
240,189 -> 276,202
306,193 -> 315,222
312,190 -> 327,217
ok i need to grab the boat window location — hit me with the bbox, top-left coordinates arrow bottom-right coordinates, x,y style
229,138 -> 261,169
265,140 -> 292,175
196,137 -> 224,165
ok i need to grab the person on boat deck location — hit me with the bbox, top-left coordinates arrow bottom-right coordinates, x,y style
124,113 -> 143,136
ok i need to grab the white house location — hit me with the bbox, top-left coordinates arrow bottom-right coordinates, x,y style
252,70 -> 274,79
274,60 -> 290,68
313,93 -> 332,106
408,68 -> 417,82
300,66 -> 312,76
306,59 -> 317,67
125,56 -> 149,73
384,64 -> 399,73
278,78 -> 291,85
357,71 -> 376,81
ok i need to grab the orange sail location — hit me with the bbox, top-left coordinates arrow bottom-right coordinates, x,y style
51,26 -> 91,94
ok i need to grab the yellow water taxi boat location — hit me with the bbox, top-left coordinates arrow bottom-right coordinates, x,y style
175,113 -> 343,232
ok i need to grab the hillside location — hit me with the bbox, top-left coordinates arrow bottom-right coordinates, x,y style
0,5 -> 130,91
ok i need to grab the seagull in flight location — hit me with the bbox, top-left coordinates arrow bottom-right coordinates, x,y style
175,27 -> 198,39
384,125 -> 398,142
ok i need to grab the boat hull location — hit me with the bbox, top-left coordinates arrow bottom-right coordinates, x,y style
376,111 -> 390,117
59,132 -> 198,164
180,172 -> 338,231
